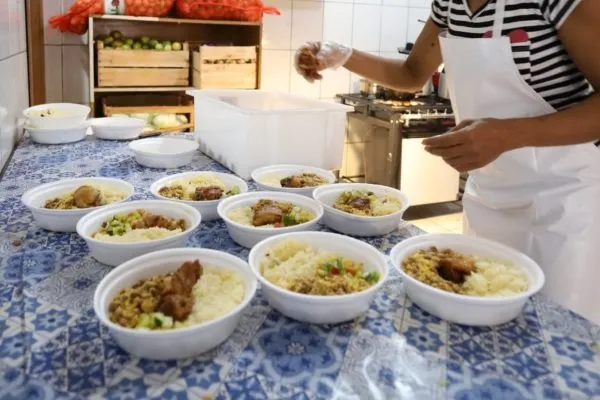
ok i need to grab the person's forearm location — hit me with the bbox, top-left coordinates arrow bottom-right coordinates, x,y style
507,93 -> 600,149
343,50 -> 423,92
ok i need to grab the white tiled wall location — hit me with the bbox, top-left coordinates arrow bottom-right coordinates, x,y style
0,0 -> 28,171
42,0 -> 432,103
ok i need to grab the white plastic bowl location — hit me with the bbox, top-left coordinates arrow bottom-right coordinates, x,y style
313,183 -> 410,237
23,103 -> 90,129
150,171 -> 249,222
248,231 -> 388,324
76,200 -> 201,266
94,248 -> 258,360
90,117 -> 145,140
26,122 -> 89,145
390,234 -> 545,326
129,137 -> 199,169
21,178 -> 134,232
251,164 -> 337,197
217,191 -> 324,248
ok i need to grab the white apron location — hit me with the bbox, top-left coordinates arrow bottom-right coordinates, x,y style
438,0 -> 600,324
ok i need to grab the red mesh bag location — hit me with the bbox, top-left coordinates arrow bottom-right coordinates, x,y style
175,0 -> 279,22
49,0 -> 176,35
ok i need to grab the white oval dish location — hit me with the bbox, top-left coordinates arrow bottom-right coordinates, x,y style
23,103 -> 90,129
90,117 -> 145,141
26,122 -> 89,145
390,234 -> 545,326
76,200 -> 201,266
313,183 -> 410,237
251,164 -> 337,197
21,177 -> 134,232
150,171 -> 249,221
248,231 -> 388,324
94,247 -> 258,360
217,191 -> 324,248
129,137 -> 199,169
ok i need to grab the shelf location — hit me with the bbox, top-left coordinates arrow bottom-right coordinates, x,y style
93,87 -> 193,93
91,14 -> 262,27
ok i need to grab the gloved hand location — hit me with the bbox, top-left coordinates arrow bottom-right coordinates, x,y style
294,41 -> 353,83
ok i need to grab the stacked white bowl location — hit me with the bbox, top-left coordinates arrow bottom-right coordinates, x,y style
24,103 -> 91,145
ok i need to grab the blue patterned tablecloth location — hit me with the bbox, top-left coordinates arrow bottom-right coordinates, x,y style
0,136 -> 599,400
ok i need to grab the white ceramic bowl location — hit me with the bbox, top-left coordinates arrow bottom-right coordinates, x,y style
21,178 -> 134,232
251,164 -> 337,197
23,103 -> 90,129
217,191 -> 324,248
129,137 -> 199,169
313,183 -> 410,237
76,200 -> 201,266
94,248 -> 258,360
150,171 -> 249,221
248,231 -> 388,324
26,122 -> 89,145
390,234 -> 545,326
90,117 -> 145,140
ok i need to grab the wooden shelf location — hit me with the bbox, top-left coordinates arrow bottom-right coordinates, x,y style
94,87 -> 193,93
91,14 -> 262,27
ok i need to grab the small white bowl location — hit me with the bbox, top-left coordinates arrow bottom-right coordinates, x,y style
217,191 -> 324,248
251,164 -> 337,197
90,117 -> 145,141
24,103 -> 90,129
248,231 -> 388,324
313,183 -> 410,237
76,200 -> 201,266
390,234 -> 545,326
21,178 -> 134,232
26,122 -> 89,145
129,137 -> 199,169
150,171 -> 249,221
94,248 -> 258,360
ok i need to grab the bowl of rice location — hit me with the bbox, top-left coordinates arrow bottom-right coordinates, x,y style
313,183 -> 410,237
217,191 -> 324,248
150,171 -> 248,221
21,177 -> 134,232
76,200 -> 201,266
248,231 -> 388,324
251,164 -> 337,197
390,234 -> 545,326
94,247 -> 257,360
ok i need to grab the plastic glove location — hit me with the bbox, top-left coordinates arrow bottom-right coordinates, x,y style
294,41 -> 353,82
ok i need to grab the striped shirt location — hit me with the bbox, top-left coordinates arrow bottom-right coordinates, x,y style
431,0 -> 593,111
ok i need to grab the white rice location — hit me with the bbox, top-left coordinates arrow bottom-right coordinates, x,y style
177,266 -> 245,328
93,227 -> 182,243
370,194 -> 402,216
463,257 -> 529,297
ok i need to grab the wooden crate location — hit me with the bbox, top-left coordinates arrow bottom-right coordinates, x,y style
102,94 -> 195,136
97,42 -> 190,87
192,46 -> 257,89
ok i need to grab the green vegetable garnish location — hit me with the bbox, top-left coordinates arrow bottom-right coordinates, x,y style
322,263 -> 333,274
364,272 -> 380,283
335,258 -> 344,273
282,213 -> 296,227
154,317 -> 162,327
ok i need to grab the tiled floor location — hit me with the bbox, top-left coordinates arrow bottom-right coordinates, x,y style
404,202 -> 464,234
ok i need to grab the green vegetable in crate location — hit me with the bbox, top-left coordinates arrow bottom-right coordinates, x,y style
142,44 -> 150,50
172,42 -> 183,51
149,39 -> 158,47
112,40 -> 124,48
154,43 -> 164,51
152,114 -> 180,129
110,30 -> 123,40
103,36 -> 114,45
133,42 -> 142,50
176,115 -> 188,124
140,36 -> 150,45
162,40 -> 172,47
121,44 -> 132,50
163,44 -> 172,51
124,38 -> 134,46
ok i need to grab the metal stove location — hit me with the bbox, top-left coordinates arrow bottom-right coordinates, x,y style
337,93 -> 466,206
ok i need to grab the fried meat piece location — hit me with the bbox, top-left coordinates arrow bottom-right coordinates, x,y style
73,185 -> 102,208
194,186 -> 224,201
159,294 -> 194,321
436,255 -> 476,284
347,196 -> 371,211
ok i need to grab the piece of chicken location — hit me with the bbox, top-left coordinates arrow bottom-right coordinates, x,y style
280,175 -> 304,188
194,186 -> 224,201
347,196 -> 371,211
436,255 -> 476,284
73,185 -> 102,208
159,294 -> 194,321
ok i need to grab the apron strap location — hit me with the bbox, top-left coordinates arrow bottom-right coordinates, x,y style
492,0 -> 505,38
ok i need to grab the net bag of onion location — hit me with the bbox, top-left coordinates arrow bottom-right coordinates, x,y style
49,0 -> 176,35
175,0 -> 280,22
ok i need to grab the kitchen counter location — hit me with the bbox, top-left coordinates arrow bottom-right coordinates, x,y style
0,136 -> 598,399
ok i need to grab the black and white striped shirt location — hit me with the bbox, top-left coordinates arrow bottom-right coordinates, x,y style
431,0 -> 593,111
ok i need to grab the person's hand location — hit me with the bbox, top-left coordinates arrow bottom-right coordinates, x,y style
422,119 -> 518,172
294,41 -> 353,83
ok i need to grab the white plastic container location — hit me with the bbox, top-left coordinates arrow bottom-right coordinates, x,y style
23,103 -> 90,129
248,231 -> 388,324
94,248 -> 257,360
90,117 -> 145,140
76,200 -> 201,266
187,90 -> 353,180
26,122 -> 89,145
390,234 -> 545,326
21,177 -> 134,232
129,137 -> 199,169
150,171 -> 249,221
217,191 -> 324,248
